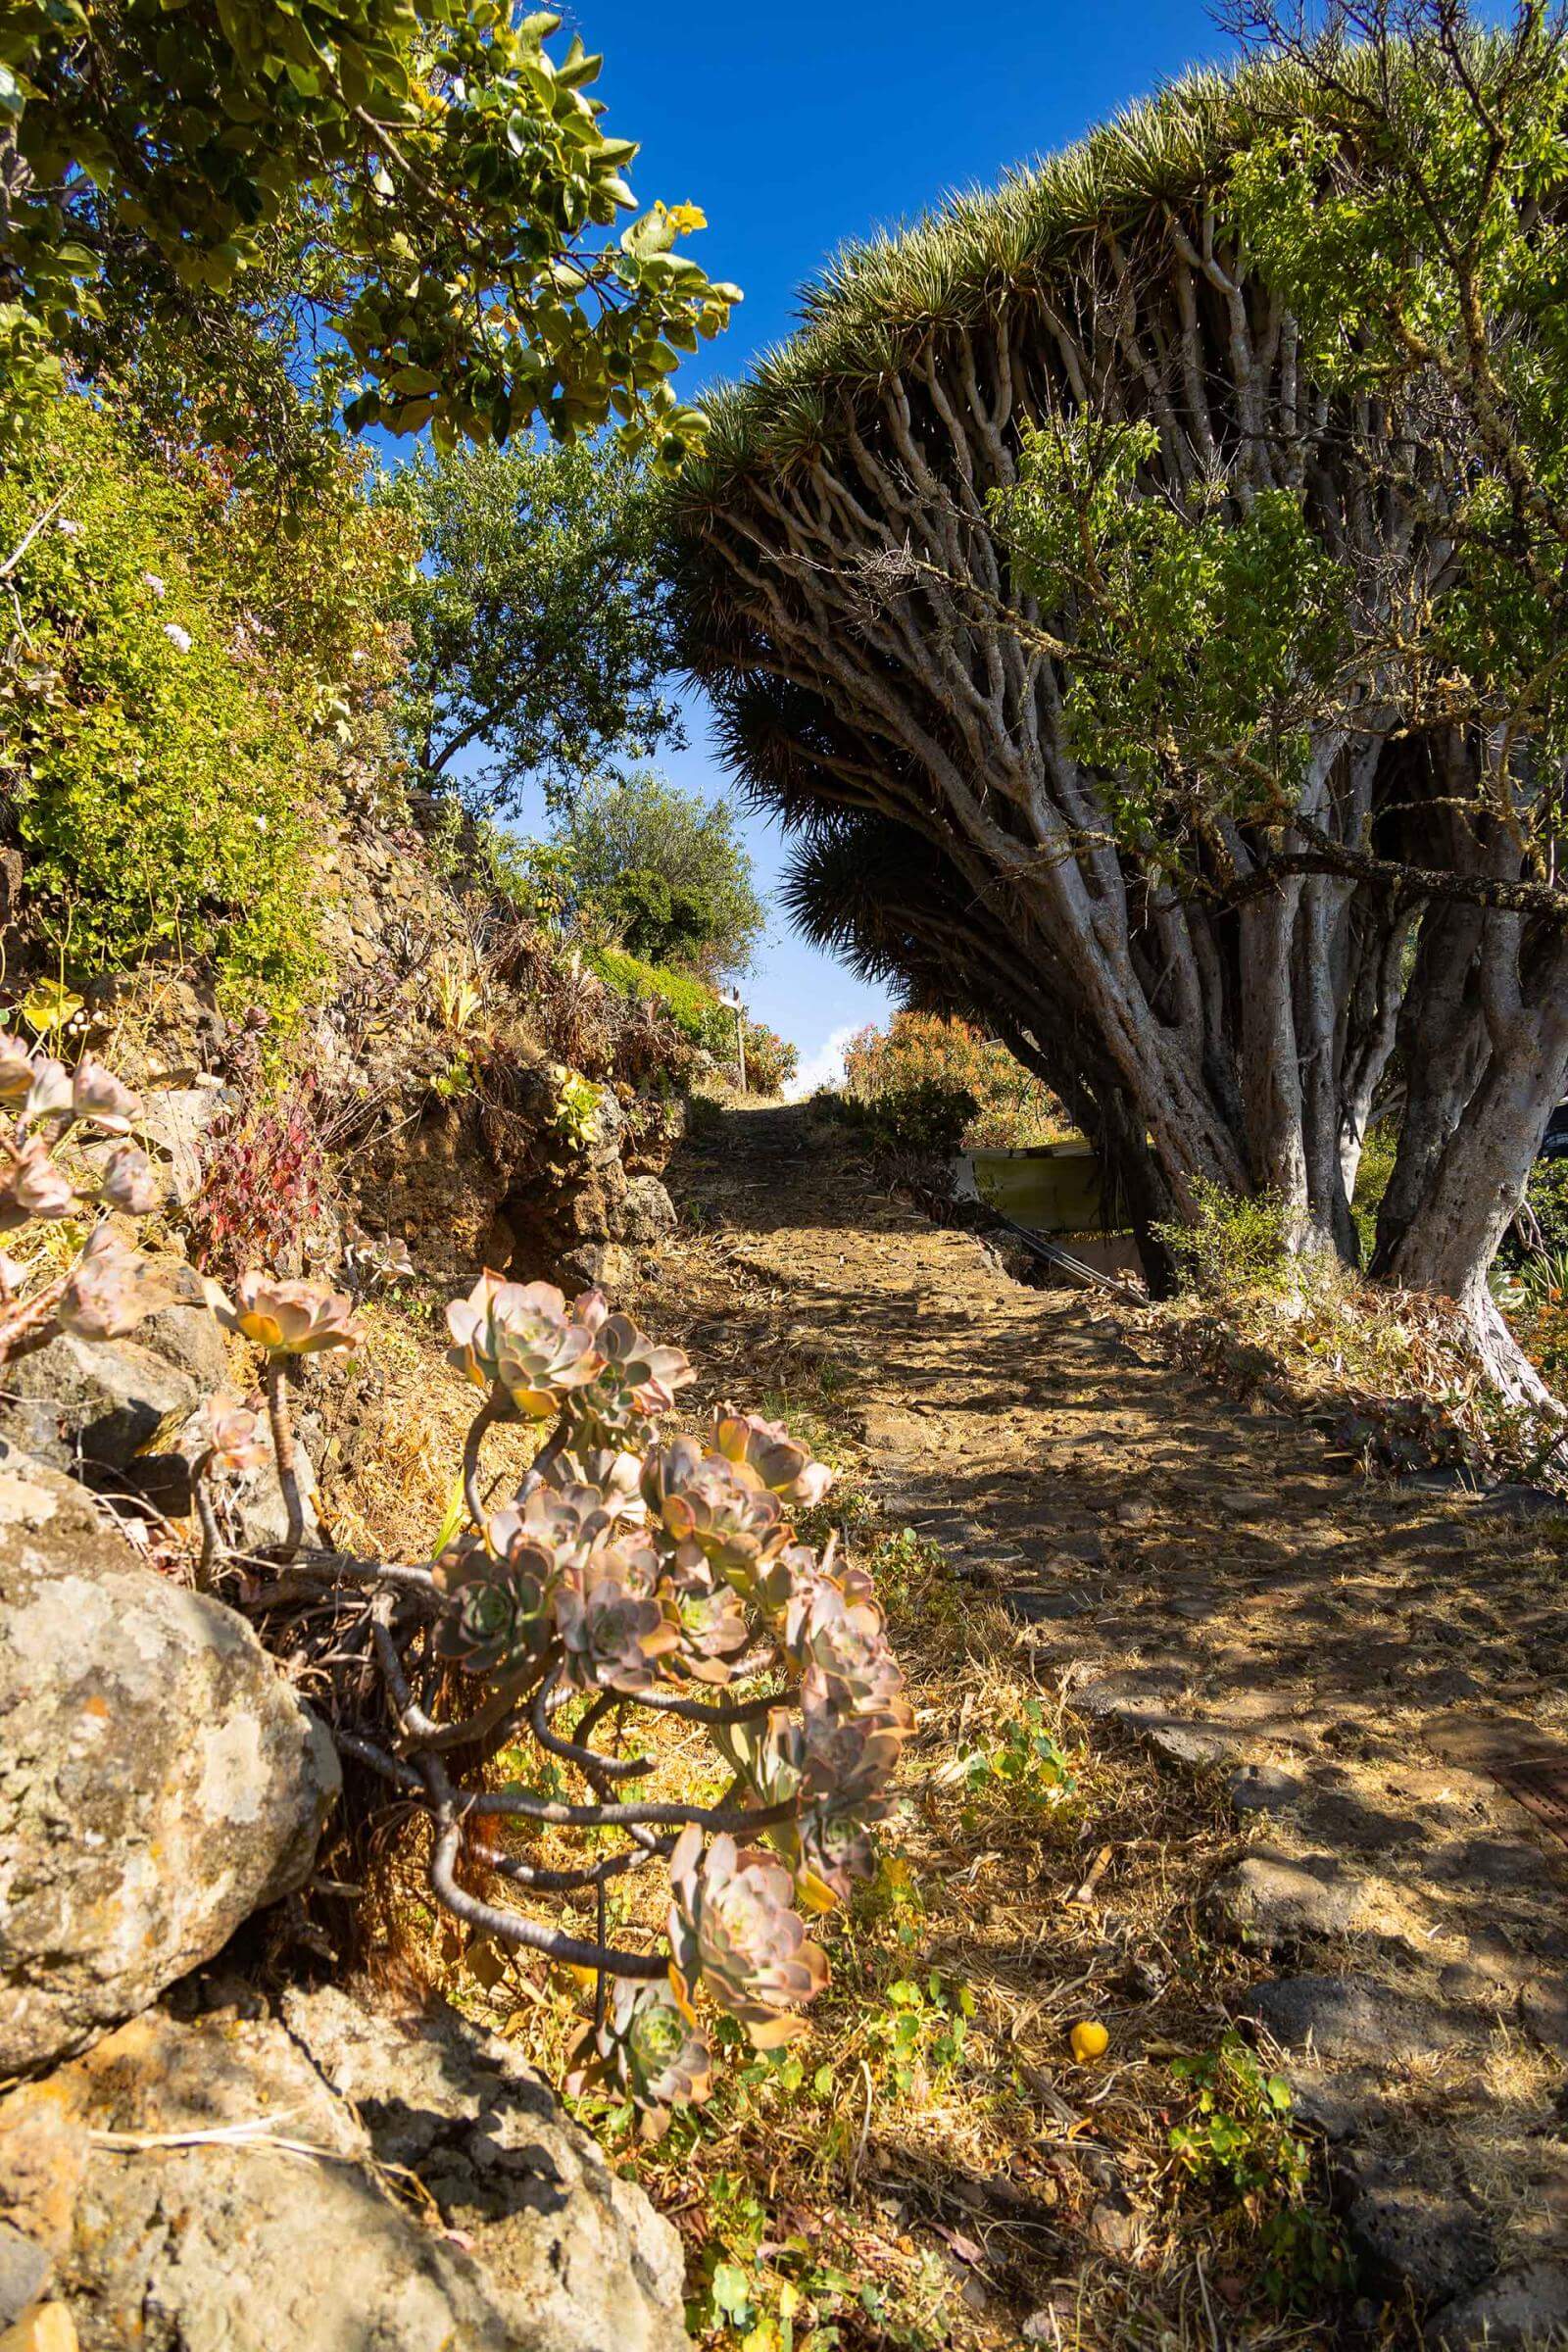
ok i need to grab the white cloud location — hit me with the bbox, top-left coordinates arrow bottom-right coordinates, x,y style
784,1022 -> 859,1102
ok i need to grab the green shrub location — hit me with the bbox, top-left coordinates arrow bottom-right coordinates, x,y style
1169,2033 -> 1349,2311
832,1077 -> 979,1157
0,392 -> 408,1024
740,1020 -> 797,1096
1156,1178 -> 1295,1299
839,1011 -> 1060,1150
588,943 -> 794,1091
591,944 -> 729,1052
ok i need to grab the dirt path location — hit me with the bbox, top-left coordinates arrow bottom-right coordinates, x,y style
656,1101 -> 1568,2345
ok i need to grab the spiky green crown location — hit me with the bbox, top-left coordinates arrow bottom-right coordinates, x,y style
666,37 -> 1464,507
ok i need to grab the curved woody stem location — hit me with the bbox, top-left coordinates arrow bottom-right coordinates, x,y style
192,1452 -> 223,1592
462,1390 -> 504,1531
265,1356 -> 306,1566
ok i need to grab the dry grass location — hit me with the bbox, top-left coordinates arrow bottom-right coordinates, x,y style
313,1294 -> 541,1562
1149,1244 -> 1561,1487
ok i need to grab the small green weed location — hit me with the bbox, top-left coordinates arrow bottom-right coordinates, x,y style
954,1696 -> 1075,1818
866,1527 -> 961,1634
866,1970 -> 976,2096
552,1068 -> 606,1151
686,2170 -> 956,2350
1168,2032 -> 1350,2311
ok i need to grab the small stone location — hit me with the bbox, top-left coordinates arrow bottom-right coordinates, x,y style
1144,1717 -> 1238,1768
1424,2263 -> 1568,2349
1340,2150 -> 1495,2301
1475,1484 -> 1564,1520
1008,1588 -> 1093,1624
1080,1668 -> 1187,1716
1239,1974 -> 1473,2065
0,2222 -> 51,2330
1285,2070 -> 1368,2142
1438,1962 -> 1512,2011
1208,1850 -> 1411,1949
1085,2195 -> 1139,2259
1228,1763 -> 1304,1813
1518,1977 -> 1568,2056
1418,1668 -> 1484,1702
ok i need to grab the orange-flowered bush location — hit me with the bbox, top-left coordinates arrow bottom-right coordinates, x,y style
839,1013 -> 1064,1152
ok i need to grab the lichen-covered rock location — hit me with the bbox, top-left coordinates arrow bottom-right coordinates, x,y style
0,1329 -> 203,1473
0,1259 -> 225,1480
283,1984 -> 687,2348
1207,1847 -> 1420,1948
1238,1974 -> 1477,2065
1337,2146 -> 1496,2303
0,1991 -> 688,2352
0,1448 -> 339,2074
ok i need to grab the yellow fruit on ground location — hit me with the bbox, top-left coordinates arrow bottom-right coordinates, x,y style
1069,2019 -> 1109,2063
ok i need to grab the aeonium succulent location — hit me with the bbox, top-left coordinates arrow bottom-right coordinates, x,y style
21,1057 -> 73,1129
663,1569 -> 751,1684
643,1436 -> 787,1591
554,1539 -> 679,1691
795,1796 -> 882,1909
799,1680 -> 911,1805
534,1441 -> 647,1525
56,1226 -> 174,1341
71,1059 -> 142,1135
0,1034 -> 35,1103
210,1271 -> 364,1355
198,1393 -> 271,1478
784,1565 -> 906,1720
564,1982 -> 711,2134
434,1521 -> 557,1681
0,1137 -> 74,1228
566,1304 -> 693,1441
446,1272 -> 605,1416
711,1410 -> 835,1509
667,1825 -> 829,2047
511,1480 -> 627,1577
97,1143 -> 160,1215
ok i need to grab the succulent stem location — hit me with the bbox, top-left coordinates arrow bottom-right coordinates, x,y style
193,1452 -> 223,1591
530,1663 -> 653,1781
463,1391 -> 504,1531
265,1355 -> 305,1565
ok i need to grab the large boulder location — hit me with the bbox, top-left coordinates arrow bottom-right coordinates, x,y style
0,1448 -> 339,2074
0,1988 -> 688,2351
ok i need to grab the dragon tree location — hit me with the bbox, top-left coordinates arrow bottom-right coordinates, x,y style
666,0 -> 1568,1397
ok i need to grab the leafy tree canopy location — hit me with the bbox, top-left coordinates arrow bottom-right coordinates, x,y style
1,1 -> 739,462
378,434 -> 678,807
536,770 -> 767,982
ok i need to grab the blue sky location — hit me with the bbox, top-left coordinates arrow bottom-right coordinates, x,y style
543,1 -> 1243,1086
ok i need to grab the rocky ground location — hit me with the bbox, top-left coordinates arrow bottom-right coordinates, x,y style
637,1101 -> 1568,2349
